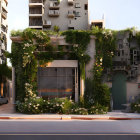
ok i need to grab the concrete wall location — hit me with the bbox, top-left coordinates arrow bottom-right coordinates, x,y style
85,36 -> 96,78
43,0 -> 89,30
126,82 -> 139,102
46,60 -> 78,68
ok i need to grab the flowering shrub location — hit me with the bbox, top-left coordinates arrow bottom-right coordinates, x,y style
88,104 -> 108,114
131,99 -> 140,113
16,97 -> 108,115
73,108 -> 88,115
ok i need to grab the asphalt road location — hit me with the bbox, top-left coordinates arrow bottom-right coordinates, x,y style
0,120 -> 140,134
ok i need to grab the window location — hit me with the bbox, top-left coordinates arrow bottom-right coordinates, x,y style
75,12 -> 80,17
122,50 -> 124,56
68,27 -> 74,30
75,3 -> 81,8
85,4 -> 88,10
119,44 -> 123,49
118,51 -> 120,56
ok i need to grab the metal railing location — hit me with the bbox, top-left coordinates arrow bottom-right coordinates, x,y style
29,0 -> 42,3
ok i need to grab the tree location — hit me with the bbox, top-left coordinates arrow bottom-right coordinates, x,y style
0,63 -> 12,97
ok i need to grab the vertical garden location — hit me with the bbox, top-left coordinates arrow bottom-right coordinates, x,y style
6,27 -> 119,114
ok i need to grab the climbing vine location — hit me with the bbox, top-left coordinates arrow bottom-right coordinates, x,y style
62,30 -> 91,80
84,27 -> 117,108
8,27 -> 138,108
7,29 -> 91,101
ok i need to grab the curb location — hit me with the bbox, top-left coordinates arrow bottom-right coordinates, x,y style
0,117 -> 61,120
0,116 -> 140,120
71,117 -> 109,120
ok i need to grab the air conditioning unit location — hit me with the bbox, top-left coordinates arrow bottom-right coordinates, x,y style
43,20 -> 51,28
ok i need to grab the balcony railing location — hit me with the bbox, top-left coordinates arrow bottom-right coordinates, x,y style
29,0 -> 42,3
68,0 -> 74,5
29,7 -> 42,14
2,11 -> 7,19
68,11 -> 74,18
49,2 -> 60,10
1,25 -> 7,33
29,0 -> 43,7
29,18 -> 42,27
49,10 -> 59,17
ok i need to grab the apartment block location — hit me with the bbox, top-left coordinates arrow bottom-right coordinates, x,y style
29,0 -> 89,30
0,0 -> 8,64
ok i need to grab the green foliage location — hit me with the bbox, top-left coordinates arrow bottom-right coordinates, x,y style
91,27 -> 117,69
0,63 -> 12,83
63,30 -> 91,80
131,99 -> 140,113
84,27 -> 116,109
88,104 -> 108,114
16,97 -> 108,115
136,32 -> 140,47
53,26 -> 60,33
11,30 -> 23,37
8,29 -> 52,102
8,29 -> 91,101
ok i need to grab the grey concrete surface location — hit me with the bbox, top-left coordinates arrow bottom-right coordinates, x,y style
0,101 -> 15,114
0,120 -> 140,134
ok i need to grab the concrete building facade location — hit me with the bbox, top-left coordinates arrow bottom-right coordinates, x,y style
29,0 -> 89,30
105,31 -> 140,110
27,0 -> 90,102
0,0 -> 8,64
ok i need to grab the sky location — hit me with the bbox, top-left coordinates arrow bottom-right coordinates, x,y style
7,0 -> 140,53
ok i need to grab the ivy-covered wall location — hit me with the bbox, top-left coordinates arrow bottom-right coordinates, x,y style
7,27 -> 140,108
8,29 -> 92,102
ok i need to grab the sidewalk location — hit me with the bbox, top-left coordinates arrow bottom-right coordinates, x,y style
0,112 -> 140,120
0,102 -> 140,120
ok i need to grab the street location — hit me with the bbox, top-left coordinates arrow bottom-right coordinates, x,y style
0,120 -> 140,134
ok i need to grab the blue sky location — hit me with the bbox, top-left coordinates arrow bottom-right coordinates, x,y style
7,0 -> 140,53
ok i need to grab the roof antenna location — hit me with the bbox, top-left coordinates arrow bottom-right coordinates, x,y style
102,14 -> 105,20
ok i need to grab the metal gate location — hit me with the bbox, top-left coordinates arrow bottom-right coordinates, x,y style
37,67 -> 75,99
112,72 -> 127,110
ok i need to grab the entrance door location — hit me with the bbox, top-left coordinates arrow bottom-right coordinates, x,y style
112,72 -> 127,110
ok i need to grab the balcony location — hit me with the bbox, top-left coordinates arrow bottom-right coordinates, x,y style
29,14 -> 43,17
29,0 -> 42,3
29,0 -> 43,7
29,18 -> 43,29
113,61 -> 128,71
4,0 -> 8,5
2,0 -> 8,12
49,2 -> 60,10
2,11 -> 7,19
113,66 -> 126,71
1,25 -> 7,33
29,7 -> 42,14
1,18 -> 7,27
68,0 -> 74,5
68,11 -> 74,18
49,10 -> 59,17
43,20 -> 52,28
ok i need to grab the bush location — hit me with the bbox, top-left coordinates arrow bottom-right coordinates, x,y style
88,104 -> 108,114
73,108 -> 89,115
131,99 -> 140,113
16,97 -> 109,115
